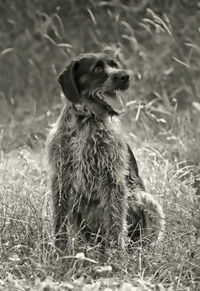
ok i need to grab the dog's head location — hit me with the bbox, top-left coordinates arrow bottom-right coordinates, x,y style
58,53 -> 130,115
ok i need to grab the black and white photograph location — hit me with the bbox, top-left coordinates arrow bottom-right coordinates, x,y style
0,1 -> 200,290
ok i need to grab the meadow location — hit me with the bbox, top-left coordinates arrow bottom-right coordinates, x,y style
0,1 -> 200,290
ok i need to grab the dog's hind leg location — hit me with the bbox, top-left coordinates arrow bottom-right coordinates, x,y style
127,190 -> 165,243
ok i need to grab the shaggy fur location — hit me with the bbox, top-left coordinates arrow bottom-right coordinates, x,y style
47,53 -> 165,251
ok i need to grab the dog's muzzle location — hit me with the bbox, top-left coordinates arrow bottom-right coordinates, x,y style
112,71 -> 130,91
93,70 -> 130,115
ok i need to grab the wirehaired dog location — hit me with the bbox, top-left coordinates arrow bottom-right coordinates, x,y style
47,53 -> 165,251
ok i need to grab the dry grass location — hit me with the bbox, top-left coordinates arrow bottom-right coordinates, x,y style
0,114 -> 200,290
1,1 -> 200,289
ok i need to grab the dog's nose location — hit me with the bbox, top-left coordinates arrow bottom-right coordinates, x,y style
113,71 -> 129,84
120,73 -> 129,83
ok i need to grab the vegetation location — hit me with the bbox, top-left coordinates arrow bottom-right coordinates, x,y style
0,1 -> 200,290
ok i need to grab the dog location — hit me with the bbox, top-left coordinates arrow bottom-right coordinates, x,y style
47,53 -> 165,251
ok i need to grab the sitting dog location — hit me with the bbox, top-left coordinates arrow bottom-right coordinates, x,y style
47,53 -> 165,251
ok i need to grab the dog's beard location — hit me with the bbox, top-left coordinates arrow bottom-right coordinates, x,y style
92,88 -> 125,115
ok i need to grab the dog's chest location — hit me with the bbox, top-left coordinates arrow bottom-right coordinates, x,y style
67,118 -> 128,195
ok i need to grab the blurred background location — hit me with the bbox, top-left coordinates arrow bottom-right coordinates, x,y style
0,0 -> 200,167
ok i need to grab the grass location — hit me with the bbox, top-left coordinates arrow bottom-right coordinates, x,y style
0,111 -> 200,290
1,1 -> 200,290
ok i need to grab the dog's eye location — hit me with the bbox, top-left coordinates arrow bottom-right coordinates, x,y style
108,60 -> 119,68
93,60 -> 104,73
94,66 -> 104,73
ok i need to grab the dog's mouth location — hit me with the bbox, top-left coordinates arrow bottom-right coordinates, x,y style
93,89 -> 125,115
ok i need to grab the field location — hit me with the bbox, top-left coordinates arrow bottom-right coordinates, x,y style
0,1 -> 200,290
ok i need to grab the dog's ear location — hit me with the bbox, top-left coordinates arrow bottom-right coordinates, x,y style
58,61 -> 80,103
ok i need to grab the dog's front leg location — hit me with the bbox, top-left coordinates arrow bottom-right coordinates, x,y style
51,173 -> 69,252
109,183 -> 128,249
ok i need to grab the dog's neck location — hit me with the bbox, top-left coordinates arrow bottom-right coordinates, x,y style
72,97 -> 117,122
70,103 -> 121,136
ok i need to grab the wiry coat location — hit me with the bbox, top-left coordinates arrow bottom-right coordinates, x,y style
47,53 -> 165,251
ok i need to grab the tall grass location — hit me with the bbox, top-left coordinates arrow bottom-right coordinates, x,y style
0,141 -> 199,290
0,1 -> 200,290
